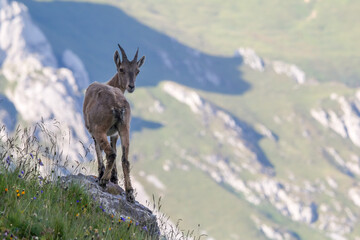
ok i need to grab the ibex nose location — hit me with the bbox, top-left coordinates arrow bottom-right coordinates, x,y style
128,85 -> 134,89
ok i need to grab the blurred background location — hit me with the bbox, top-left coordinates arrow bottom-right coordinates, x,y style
1,0 -> 360,239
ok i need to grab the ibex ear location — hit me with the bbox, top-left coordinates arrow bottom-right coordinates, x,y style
137,56 -> 145,68
114,50 -> 121,68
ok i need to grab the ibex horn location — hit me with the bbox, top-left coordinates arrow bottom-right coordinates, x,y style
114,50 -> 120,65
118,44 -> 128,62
133,48 -> 139,62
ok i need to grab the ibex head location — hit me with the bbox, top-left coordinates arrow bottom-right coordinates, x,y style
114,44 -> 146,93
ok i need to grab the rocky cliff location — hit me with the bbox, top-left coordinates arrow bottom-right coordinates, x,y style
0,0 -> 90,162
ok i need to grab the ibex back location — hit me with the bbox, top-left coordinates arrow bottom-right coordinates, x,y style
83,44 -> 145,203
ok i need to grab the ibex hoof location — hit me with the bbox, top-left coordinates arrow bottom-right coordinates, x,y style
99,178 -> 109,187
110,177 -> 118,185
126,189 -> 135,203
98,170 -> 105,180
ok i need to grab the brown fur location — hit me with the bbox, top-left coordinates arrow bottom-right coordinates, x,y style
83,44 -> 145,203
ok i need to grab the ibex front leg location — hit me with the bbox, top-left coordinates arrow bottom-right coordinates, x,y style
119,124 -> 134,203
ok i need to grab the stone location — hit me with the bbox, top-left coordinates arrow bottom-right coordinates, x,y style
61,174 -> 160,239
234,47 -> 265,72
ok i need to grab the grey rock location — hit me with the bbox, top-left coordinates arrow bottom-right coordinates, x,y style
348,187 -> 360,207
272,61 -> 306,84
61,173 -> 160,239
163,82 -> 274,175
0,0 -> 91,162
249,178 -> 318,224
311,93 -> 360,149
234,47 -> 265,72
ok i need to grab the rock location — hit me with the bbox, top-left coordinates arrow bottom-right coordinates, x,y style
62,49 -> 90,91
311,109 -> 348,138
249,178 -> 318,224
272,61 -> 306,84
0,0 -> 90,162
0,0 -> 56,68
148,100 -> 165,113
326,177 -> 338,189
252,217 -> 300,240
255,123 -> 278,141
163,81 -> 274,175
324,147 -> 354,177
311,93 -> 360,148
234,47 -> 265,72
348,187 -> 360,207
61,174 -> 160,238
337,96 -> 360,147
260,224 -> 300,240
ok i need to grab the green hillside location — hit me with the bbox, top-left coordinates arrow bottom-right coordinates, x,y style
127,74 -> 360,239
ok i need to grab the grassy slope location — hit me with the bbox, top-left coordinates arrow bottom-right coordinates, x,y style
126,72 -> 360,238
49,0 -> 360,86
0,169 -> 147,239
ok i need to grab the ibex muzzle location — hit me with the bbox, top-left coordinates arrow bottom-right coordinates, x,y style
83,44 -> 145,203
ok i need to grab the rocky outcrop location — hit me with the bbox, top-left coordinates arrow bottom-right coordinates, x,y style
259,224 -> 299,240
234,48 -> 265,72
62,49 -> 90,91
0,0 -> 56,68
323,147 -> 360,177
348,187 -> 360,207
0,0 -> 90,161
61,174 -> 160,238
163,81 -> 274,175
311,92 -> 360,148
234,47 -> 307,84
272,61 -> 306,84
249,178 -> 318,224
252,217 -> 300,240
162,82 -> 321,225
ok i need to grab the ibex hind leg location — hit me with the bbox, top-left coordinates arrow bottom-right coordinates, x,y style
95,133 -> 116,187
110,135 -> 119,184
119,124 -> 134,203
93,138 -> 105,180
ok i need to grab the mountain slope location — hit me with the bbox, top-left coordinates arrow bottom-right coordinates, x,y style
1,1 -> 360,240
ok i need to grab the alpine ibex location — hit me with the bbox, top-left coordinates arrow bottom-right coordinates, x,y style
83,44 -> 145,202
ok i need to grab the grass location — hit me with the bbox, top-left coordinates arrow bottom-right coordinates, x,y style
0,169 -> 148,239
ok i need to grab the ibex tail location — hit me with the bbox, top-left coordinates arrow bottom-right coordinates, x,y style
112,107 -> 126,125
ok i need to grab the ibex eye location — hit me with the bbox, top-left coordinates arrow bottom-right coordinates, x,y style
120,68 -> 125,73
